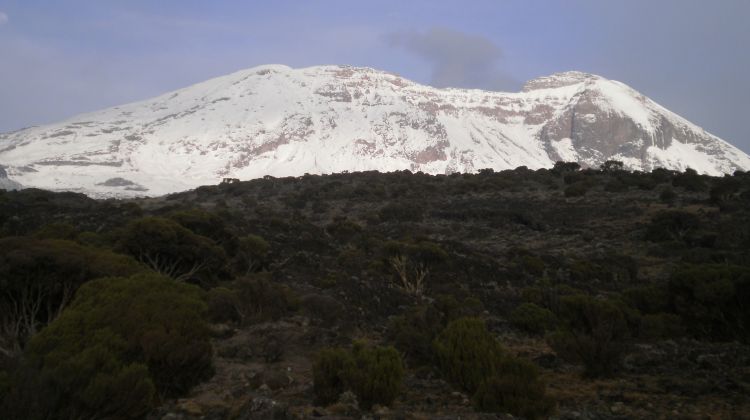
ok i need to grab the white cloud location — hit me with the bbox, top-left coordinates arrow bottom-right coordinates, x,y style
0,12 -> 8,25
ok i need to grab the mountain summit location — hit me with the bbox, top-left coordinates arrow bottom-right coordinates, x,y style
1,65 -> 748,197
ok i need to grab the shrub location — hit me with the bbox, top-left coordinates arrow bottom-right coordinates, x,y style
345,342 -> 404,410
659,187 -> 677,204
116,216 -> 228,285
639,313 -> 685,340
667,264 -> 750,341
0,237 -> 144,355
548,295 -> 629,378
232,234 -> 270,275
378,202 -> 424,222
23,273 -> 212,417
167,208 -> 236,249
644,211 -> 701,243
312,343 -> 404,410
206,287 -> 241,323
313,347 -> 352,405
388,304 -> 445,367
231,274 -> 298,324
433,317 -> 504,393
473,357 -> 555,419
510,303 -> 557,334
32,222 -> 78,240
388,296 -> 484,367
672,168 -> 707,192
564,182 -> 589,197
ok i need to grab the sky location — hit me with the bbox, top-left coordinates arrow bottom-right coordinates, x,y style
0,0 -> 748,152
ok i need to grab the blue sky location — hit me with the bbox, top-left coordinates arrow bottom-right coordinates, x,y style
1,0 -> 748,152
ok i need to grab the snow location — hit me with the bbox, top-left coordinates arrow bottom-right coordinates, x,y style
0,64 -> 748,198
591,80 -> 656,131
550,138 -> 579,162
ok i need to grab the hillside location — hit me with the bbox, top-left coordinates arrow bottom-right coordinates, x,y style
1,165 -> 749,418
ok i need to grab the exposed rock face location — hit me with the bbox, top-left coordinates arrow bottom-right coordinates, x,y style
0,164 -> 22,191
0,65 -> 747,197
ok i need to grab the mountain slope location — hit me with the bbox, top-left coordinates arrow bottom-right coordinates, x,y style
1,65 -> 748,197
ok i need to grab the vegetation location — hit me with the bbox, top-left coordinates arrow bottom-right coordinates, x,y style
11,273 -> 212,419
313,342 -> 404,410
1,164 -> 750,418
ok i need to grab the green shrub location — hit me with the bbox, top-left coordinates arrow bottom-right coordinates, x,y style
667,264 -> 750,341
232,234 -> 270,275
32,222 -> 78,240
313,347 -> 352,405
388,296 -> 484,367
312,343 -> 404,410
433,317 -> 504,393
473,357 -> 555,419
116,216 -> 228,285
0,237 -> 144,353
548,295 -> 629,378
510,303 -> 557,334
23,273 -> 212,417
346,342 -> 404,410
388,304 -> 445,367
167,208 -> 237,253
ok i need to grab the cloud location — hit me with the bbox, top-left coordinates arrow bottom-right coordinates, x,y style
385,27 -> 518,91
0,12 -> 8,25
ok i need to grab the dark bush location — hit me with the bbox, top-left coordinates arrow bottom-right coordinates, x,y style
0,237 -> 144,354
312,342 -> 404,410
232,234 -> 270,275
167,208 -> 239,254
206,287 -> 241,323
433,317 -> 504,393
659,187 -> 677,204
388,296 -> 483,367
667,264 -> 750,341
32,222 -> 79,240
388,304 -> 445,367
473,357 -> 555,419
313,347 -> 352,405
644,210 -> 701,242
548,295 -> 629,377
378,202 -> 424,222
564,182 -> 589,197
510,303 -> 557,334
672,168 -> 707,192
116,216 -> 228,285
231,274 -> 298,324
345,342 -> 404,410
23,273 -> 212,417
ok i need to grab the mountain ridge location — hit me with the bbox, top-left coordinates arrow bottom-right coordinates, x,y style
1,64 -> 748,197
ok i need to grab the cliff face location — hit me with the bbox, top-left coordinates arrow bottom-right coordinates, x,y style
1,65 -> 747,197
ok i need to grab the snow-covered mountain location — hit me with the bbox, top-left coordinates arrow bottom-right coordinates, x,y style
1,65 -> 748,197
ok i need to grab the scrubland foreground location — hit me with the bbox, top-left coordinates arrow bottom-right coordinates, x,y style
1,162 -> 749,419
